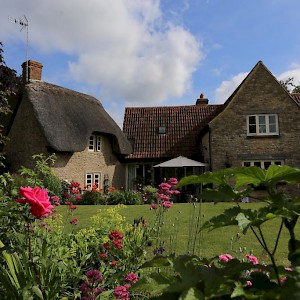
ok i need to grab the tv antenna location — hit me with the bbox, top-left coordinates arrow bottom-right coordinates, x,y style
9,15 -> 29,82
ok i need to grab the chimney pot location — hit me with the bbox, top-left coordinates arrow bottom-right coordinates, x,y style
196,93 -> 209,105
22,60 -> 43,83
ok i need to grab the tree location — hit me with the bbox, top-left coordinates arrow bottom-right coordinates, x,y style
279,77 -> 300,93
0,42 -> 21,166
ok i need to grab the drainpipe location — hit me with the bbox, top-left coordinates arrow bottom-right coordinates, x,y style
208,127 -> 212,172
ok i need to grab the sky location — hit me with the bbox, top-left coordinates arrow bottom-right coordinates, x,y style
1,0 -> 300,128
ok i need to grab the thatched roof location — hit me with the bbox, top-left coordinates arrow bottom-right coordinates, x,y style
23,81 -> 132,154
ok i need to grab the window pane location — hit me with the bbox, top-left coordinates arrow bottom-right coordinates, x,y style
249,124 -> 256,133
89,136 -> 94,150
268,115 -> 277,133
96,136 -> 101,151
264,161 -> 271,170
254,161 -> 261,167
94,173 -> 100,184
86,174 -> 92,187
275,161 -> 282,165
258,116 -> 266,133
258,116 -> 266,125
248,116 -> 256,124
243,162 -> 251,167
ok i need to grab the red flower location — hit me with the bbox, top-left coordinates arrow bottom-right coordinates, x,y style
70,217 -> 79,225
16,186 -> 53,218
100,253 -> 108,260
110,260 -> 118,267
103,242 -> 110,250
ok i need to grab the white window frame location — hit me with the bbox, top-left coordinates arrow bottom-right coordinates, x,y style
247,114 -> 279,136
88,135 -> 102,152
242,160 -> 283,169
85,173 -> 101,188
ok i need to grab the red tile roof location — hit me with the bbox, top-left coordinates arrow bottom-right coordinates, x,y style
123,104 -> 222,160
291,93 -> 300,105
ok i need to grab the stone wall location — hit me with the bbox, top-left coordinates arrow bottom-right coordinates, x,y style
208,64 -> 300,171
4,95 -> 126,189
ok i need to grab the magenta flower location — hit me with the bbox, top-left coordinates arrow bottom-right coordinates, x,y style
168,177 -> 178,186
113,285 -> 130,300
124,273 -> 138,284
159,182 -> 172,190
219,254 -> 233,262
246,254 -> 258,265
157,193 -> 169,201
150,203 -> 158,209
162,201 -> 172,208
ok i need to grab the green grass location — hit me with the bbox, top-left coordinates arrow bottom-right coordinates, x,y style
57,203 -> 299,266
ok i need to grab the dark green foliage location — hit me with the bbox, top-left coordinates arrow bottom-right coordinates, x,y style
81,190 -> 107,205
134,165 -> 300,299
106,189 -> 144,205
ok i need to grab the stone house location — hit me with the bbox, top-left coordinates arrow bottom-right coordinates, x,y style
123,61 -> 300,188
123,98 -> 221,188
3,60 -> 132,189
200,61 -> 300,171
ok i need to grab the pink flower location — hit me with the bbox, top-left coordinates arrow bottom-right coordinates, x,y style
157,193 -> 169,201
168,177 -> 178,186
124,273 -> 138,284
159,182 -> 171,190
173,190 -> 180,195
113,286 -> 130,300
247,280 -> 252,286
150,203 -> 158,210
246,254 -> 258,265
16,186 -> 53,218
162,201 -> 172,208
219,254 -> 233,262
70,217 -> 78,225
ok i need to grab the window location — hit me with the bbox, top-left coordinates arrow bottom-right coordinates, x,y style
243,160 -> 283,169
247,114 -> 278,136
158,126 -> 166,134
85,173 -> 101,188
88,135 -> 101,151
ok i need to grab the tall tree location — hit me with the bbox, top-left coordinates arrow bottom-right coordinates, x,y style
0,42 -> 21,166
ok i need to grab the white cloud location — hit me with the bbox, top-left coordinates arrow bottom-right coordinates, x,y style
1,0 -> 202,105
277,65 -> 300,87
214,72 -> 248,104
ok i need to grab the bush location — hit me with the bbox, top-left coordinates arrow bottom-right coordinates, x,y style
81,190 -> 107,205
106,190 -> 144,205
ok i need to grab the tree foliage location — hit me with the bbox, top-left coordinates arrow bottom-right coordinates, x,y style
279,77 -> 300,93
0,42 -> 21,166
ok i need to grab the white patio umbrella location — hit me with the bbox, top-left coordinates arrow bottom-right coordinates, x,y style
153,156 -> 206,168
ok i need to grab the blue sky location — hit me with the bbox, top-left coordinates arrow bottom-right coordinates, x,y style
1,0 -> 300,127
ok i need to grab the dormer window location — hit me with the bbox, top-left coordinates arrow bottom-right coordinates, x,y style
158,126 -> 166,134
247,114 -> 279,136
88,135 -> 101,151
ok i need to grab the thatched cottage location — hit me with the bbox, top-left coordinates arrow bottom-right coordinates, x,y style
3,60 -> 132,189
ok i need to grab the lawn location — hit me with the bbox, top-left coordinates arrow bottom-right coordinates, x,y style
57,202 -> 299,266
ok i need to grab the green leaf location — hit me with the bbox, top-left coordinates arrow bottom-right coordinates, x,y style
236,212 -> 252,233
179,287 -> 204,300
32,285 -> 43,299
200,207 -> 241,231
234,167 -> 265,189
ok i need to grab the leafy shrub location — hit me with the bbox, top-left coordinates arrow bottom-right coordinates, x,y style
106,190 -> 144,205
81,190 -> 107,205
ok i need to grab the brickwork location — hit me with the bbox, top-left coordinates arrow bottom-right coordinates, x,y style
208,62 -> 300,171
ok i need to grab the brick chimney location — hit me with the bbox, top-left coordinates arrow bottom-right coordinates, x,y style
196,93 -> 209,105
21,60 -> 43,83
